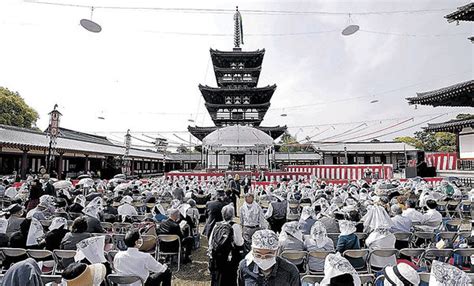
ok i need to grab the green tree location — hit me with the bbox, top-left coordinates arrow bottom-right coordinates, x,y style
0,87 -> 39,128
394,131 -> 456,152
176,144 -> 190,153
277,132 -> 314,152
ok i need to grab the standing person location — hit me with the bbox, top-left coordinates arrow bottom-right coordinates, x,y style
203,194 -> 226,239
114,229 -> 171,286
264,195 -> 287,233
27,180 -> 43,211
237,229 -> 300,286
43,179 -> 56,197
240,193 -> 266,252
243,175 -> 251,194
227,175 -> 241,217
208,204 -> 244,286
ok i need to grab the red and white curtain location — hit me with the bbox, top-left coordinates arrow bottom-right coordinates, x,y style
285,164 -> 393,180
424,152 -> 457,171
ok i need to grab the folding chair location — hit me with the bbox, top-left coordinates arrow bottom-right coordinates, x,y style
0,248 -> 27,272
460,200 -> 472,219
307,251 -> 333,274
107,274 -> 145,286
418,272 -> 431,284
41,275 -> 63,285
421,249 -> 453,269
113,222 -> 132,234
280,250 -> 307,273
394,232 -> 412,243
327,233 -> 340,246
106,250 -> 119,270
447,201 -> 461,218
343,249 -> 369,273
436,201 -> 448,218
445,219 -> 462,232
301,275 -> 323,284
27,249 -> 54,274
453,248 -> 474,272
412,232 -> 435,248
286,202 -> 300,221
52,249 -> 76,274
100,222 -> 114,233
438,232 -> 457,244
157,234 -> 181,272
112,234 -> 127,251
359,274 -> 375,285
368,249 -> 399,274
399,248 -> 425,267
139,234 -> 158,260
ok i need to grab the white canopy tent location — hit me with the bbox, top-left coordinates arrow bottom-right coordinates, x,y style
202,125 -> 274,169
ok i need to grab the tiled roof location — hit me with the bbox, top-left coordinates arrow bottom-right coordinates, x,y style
424,118 -> 474,132
0,124 -> 165,160
406,80 -> 474,107
445,2 -> 474,22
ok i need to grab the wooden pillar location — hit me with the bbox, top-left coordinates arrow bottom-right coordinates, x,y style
215,151 -> 218,170
21,149 -> 29,180
57,152 -> 64,179
84,155 -> 89,172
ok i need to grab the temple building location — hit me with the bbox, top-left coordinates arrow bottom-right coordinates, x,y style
188,7 -> 286,141
445,2 -> 474,43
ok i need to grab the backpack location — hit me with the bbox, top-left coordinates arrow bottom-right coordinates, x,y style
211,222 -> 234,260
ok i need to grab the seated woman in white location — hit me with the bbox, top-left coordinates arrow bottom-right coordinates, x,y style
304,221 -> 334,272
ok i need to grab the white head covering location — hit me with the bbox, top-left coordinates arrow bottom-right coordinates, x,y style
311,221 -> 329,248
152,203 -> 166,216
279,221 -> 303,243
120,196 -> 133,205
362,204 -> 393,233
429,260 -> 470,286
320,253 -> 361,286
338,220 -> 357,236
383,263 -> 420,286
74,195 -> 86,207
251,229 -> 279,250
74,236 -> 107,264
26,218 -> 44,246
83,197 -> 103,219
300,206 -> 315,221
49,217 -> 68,231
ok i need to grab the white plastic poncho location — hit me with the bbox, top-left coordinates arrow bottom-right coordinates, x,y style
26,218 -> 44,246
83,197 -> 103,220
279,221 -> 303,243
429,260 -> 470,286
75,236 -> 107,264
49,217 -> 68,231
320,253 -> 361,286
311,221 -> 330,248
362,204 -> 393,233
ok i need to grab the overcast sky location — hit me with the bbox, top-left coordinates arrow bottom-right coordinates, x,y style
0,0 -> 472,148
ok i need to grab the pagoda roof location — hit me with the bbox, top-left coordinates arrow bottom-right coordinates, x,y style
424,117 -> 474,132
199,84 -> 277,104
204,102 -> 271,110
188,125 -> 287,141
210,48 -> 265,68
406,80 -> 474,107
445,2 -> 474,22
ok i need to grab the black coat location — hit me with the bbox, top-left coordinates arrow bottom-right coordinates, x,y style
203,200 -> 225,238
156,219 -> 183,252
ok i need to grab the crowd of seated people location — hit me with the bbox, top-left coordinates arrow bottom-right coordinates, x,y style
0,173 -> 473,285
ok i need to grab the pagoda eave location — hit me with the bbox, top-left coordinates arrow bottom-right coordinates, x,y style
445,2 -> 474,23
424,118 -> 474,132
406,80 -> 474,107
188,125 -> 287,141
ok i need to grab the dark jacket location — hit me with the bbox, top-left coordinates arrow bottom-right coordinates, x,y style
237,256 -> 301,286
336,233 -> 365,269
44,228 -> 69,251
85,216 -> 105,234
156,219 -> 183,253
204,200 -> 225,238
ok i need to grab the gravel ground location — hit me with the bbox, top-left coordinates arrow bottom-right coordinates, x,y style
172,229 -> 211,286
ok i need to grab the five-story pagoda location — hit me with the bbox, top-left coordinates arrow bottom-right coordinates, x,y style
188,7 -> 287,141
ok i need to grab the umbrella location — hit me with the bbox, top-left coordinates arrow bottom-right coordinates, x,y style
77,174 -> 91,180
113,183 -> 131,192
53,180 -> 73,190
113,174 -> 127,180
78,178 -> 94,188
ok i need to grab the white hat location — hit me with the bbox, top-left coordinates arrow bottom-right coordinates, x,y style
383,263 -> 420,286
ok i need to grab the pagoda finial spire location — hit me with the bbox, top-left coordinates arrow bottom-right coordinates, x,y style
233,6 -> 243,50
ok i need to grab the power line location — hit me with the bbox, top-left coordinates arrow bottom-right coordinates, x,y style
23,1 -> 453,16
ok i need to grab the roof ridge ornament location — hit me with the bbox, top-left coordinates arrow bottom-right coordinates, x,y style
233,6 -> 244,50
